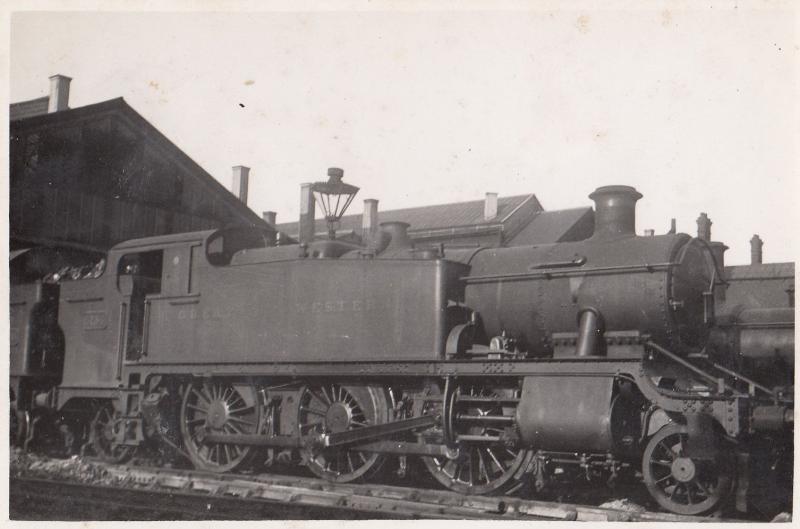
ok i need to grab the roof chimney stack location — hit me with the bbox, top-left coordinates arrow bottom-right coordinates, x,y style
362,199 -> 379,242
231,166 -> 250,205
588,185 -> 642,239
750,234 -> 763,265
709,241 -> 729,270
299,183 -> 316,244
709,241 -> 729,301
48,74 -> 72,113
696,212 -> 712,241
262,211 -> 276,226
484,192 -> 498,220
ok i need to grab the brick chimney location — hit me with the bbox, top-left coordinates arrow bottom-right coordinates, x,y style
48,74 -> 72,113
262,211 -> 276,226
231,166 -> 250,205
750,234 -> 763,265
484,192 -> 498,220
696,213 -> 712,241
299,183 -> 316,244
362,199 -> 379,242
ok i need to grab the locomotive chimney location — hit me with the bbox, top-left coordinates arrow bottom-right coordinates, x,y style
299,183 -> 316,244
696,213 -> 712,241
484,192 -> 498,220
588,185 -> 642,239
231,166 -> 250,204
48,74 -> 72,113
750,234 -> 763,265
262,211 -> 276,226
362,199 -> 379,242
380,221 -> 413,253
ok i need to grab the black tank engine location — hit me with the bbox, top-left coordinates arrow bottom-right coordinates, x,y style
10,177 -> 793,516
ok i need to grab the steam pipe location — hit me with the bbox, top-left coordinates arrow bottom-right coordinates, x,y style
576,307 -> 604,357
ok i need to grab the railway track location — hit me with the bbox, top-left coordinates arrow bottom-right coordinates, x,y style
11,457 -> 733,521
10,476 -> 385,520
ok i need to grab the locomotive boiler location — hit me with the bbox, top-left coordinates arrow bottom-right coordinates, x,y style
446,186 -> 714,355
9,173 -> 794,517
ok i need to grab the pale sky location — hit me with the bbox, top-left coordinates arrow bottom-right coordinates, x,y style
9,2 -> 798,265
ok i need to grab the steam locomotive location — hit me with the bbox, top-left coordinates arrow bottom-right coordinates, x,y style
10,175 -> 793,516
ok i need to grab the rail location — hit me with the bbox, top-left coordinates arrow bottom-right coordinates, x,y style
11,457 -> 737,522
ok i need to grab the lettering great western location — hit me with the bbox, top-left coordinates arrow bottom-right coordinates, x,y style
177,307 -> 231,320
294,299 -> 376,314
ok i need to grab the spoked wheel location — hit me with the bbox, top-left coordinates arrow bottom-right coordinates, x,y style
180,379 -> 263,472
90,405 -> 135,463
298,383 -> 389,483
642,423 -> 734,515
418,382 -> 533,495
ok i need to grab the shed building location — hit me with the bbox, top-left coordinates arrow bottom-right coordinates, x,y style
10,75 -> 267,256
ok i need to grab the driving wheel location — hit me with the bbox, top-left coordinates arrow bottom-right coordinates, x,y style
298,383 -> 390,483
417,382 -> 533,495
181,379 -> 263,472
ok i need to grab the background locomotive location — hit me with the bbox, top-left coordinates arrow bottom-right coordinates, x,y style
10,172 -> 793,517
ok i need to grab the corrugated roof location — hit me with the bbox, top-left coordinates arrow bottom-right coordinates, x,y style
276,194 -> 539,235
725,262 -> 795,280
10,97 -> 49,120
508,207 -> 594,245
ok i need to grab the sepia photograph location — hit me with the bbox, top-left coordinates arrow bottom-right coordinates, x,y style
4,0 -> 797,523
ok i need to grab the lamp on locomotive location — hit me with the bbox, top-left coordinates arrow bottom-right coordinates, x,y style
311,167 -> 360,240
